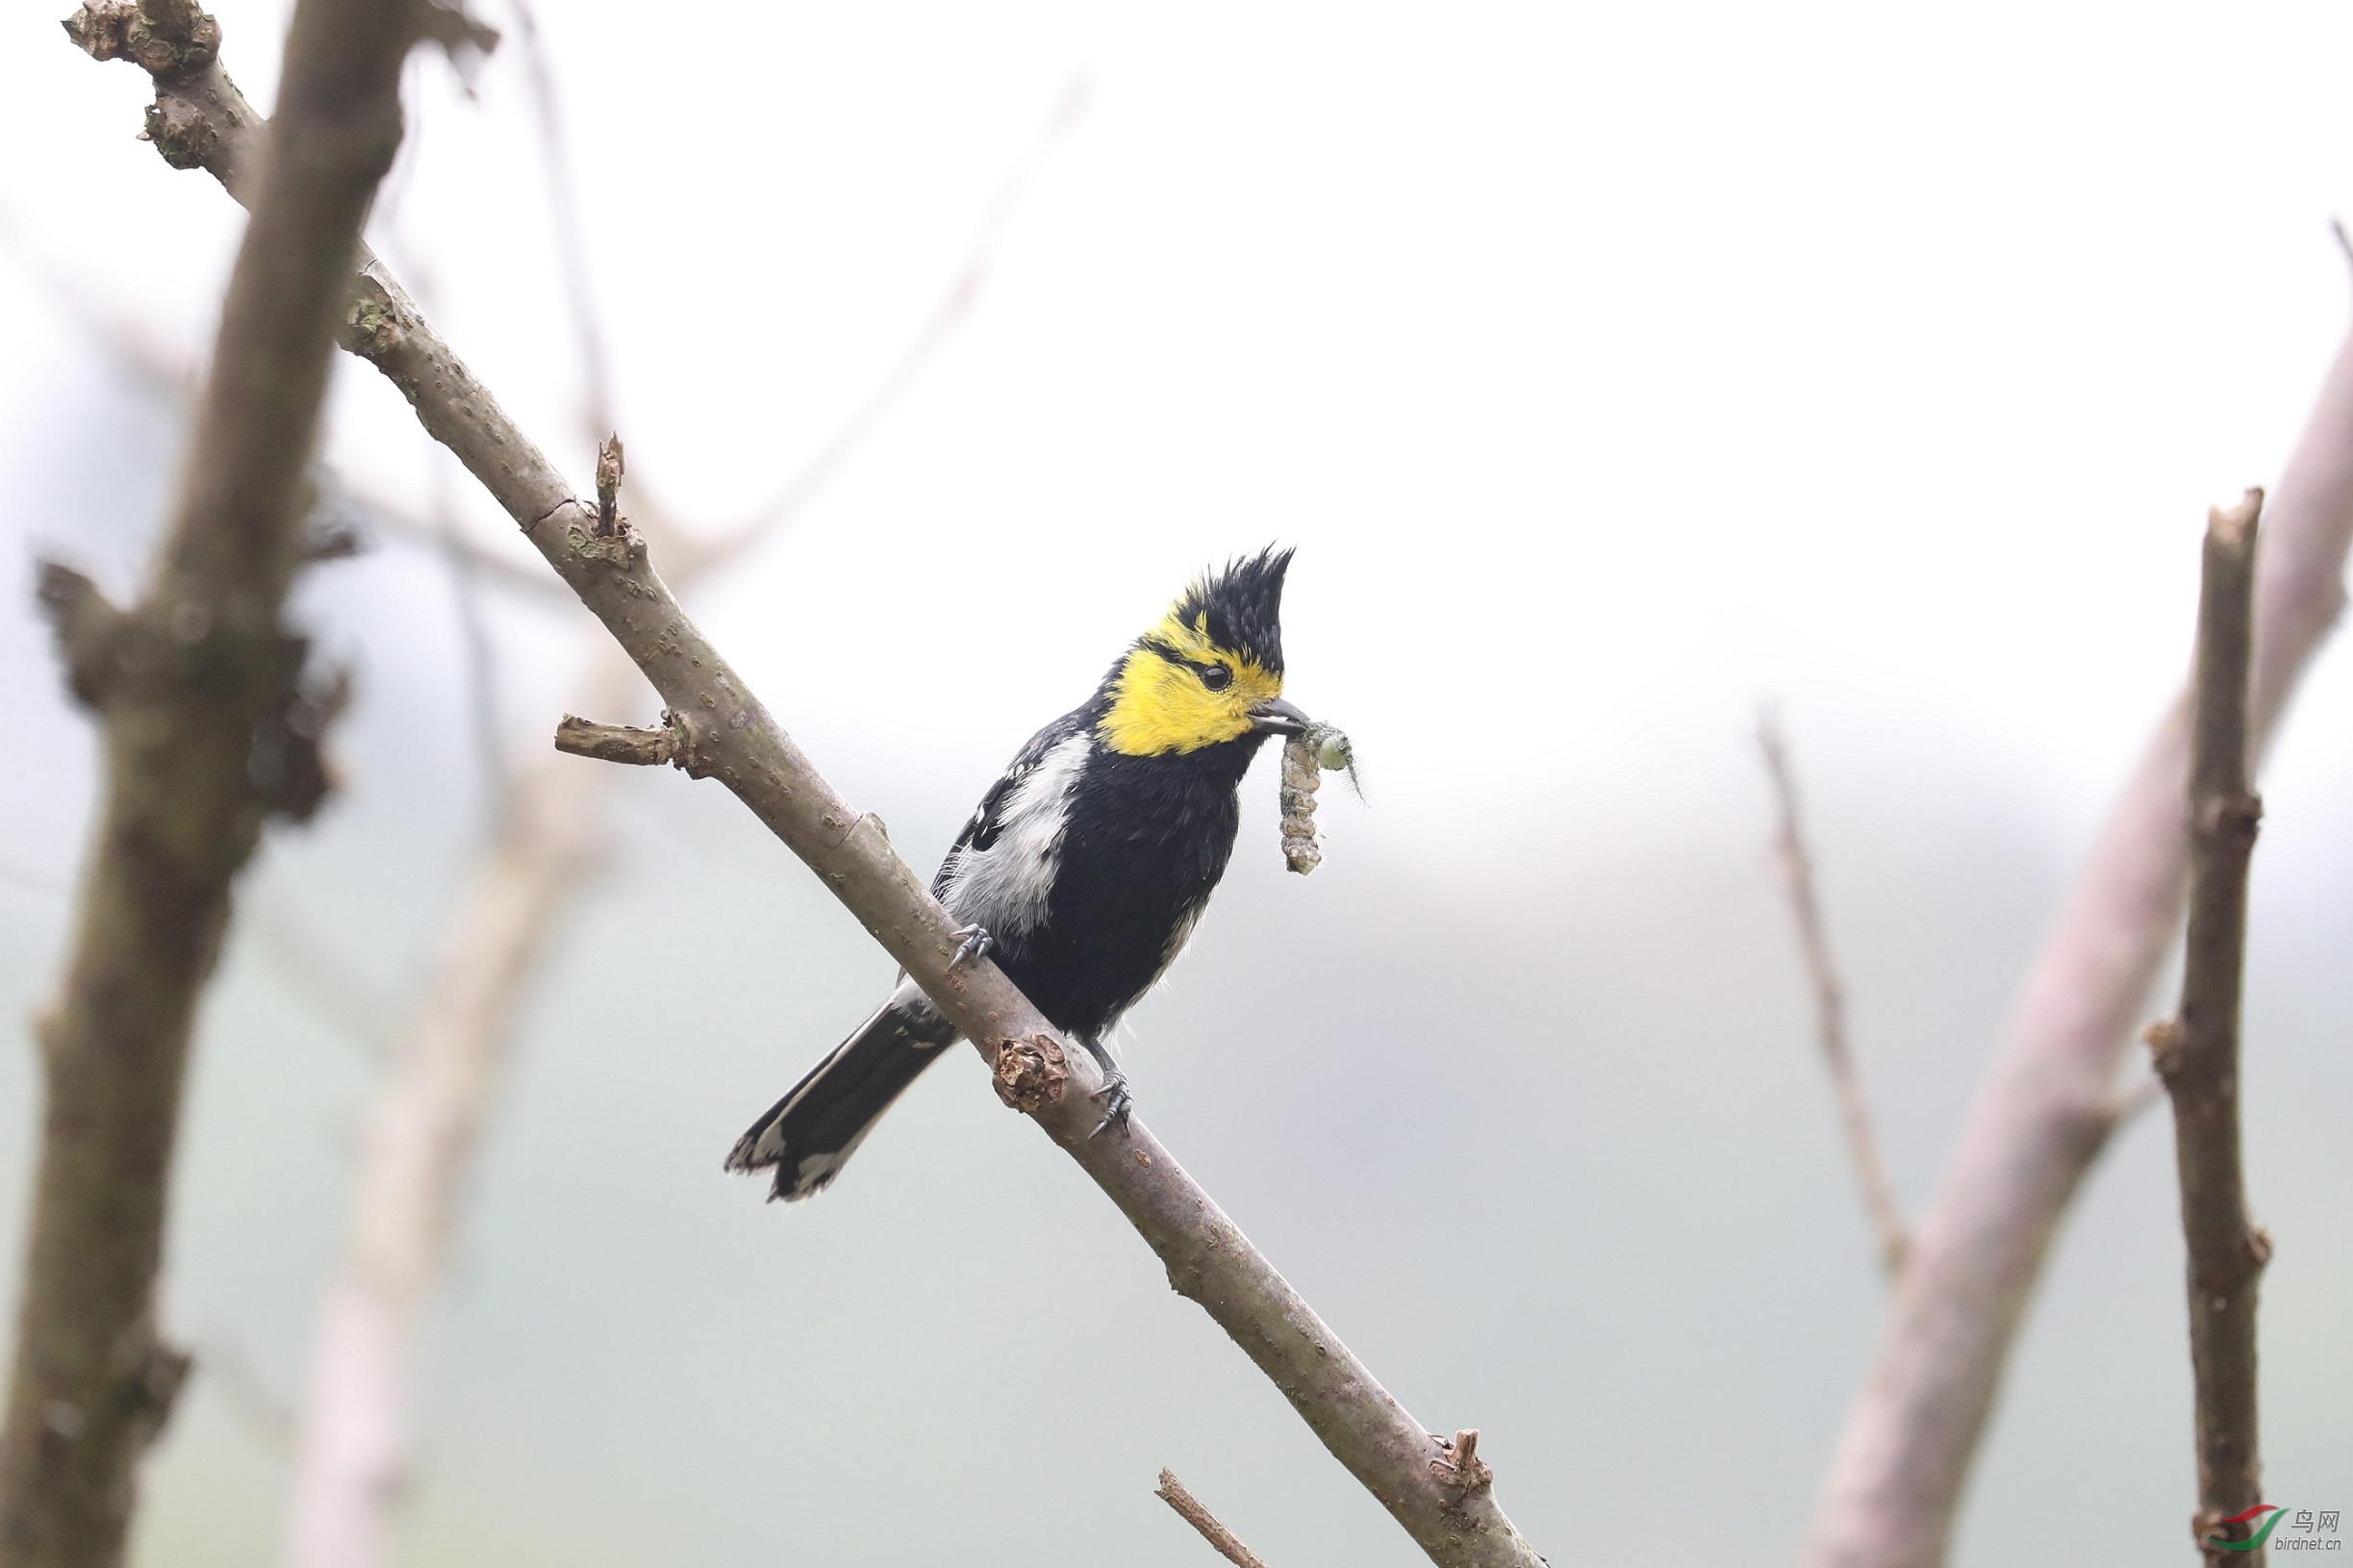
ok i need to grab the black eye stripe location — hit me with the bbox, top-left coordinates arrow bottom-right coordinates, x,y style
1136,638 -> 1236,689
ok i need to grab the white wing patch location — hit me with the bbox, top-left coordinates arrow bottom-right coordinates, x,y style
936,734 -> 1089,940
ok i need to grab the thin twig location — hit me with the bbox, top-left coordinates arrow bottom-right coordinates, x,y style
1758,710 -> 1910,1277
1,2 -> 433,1561
2152,490 -> 2272,1564
89,26 -> 1537,1561
1155,1470 -> 1272,1568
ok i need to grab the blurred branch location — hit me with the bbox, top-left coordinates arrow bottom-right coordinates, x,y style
0,197 -> 192,403
350,487 -> 569,600
2113,1072 -> 2166,1126
507,0 -> 614,441
435,474 -> 509,822
2152,491 -> 2272,1564
281,753 -> 599,1568
1,1 -> 429,1561
196,1335 -> 295,1458
0,208 -> 554,614
1155,1470 -> 1272,1568
665,73 -> 1092,583
0,859 -> 70,900
98,21 -> 1537,1560
1804,303 -> 2353,1565
248,893 -> 393,1059
513,8 -> 1091,584
1757,710 -> 1909,1278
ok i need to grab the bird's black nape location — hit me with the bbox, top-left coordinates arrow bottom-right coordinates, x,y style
1170,545 -> 1295,674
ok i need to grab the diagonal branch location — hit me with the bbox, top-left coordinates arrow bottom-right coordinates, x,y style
377,205 -> 1550,1562
0,1 -> 435,1562
69,16 -> 1544,1564
2152,490 -> 2273,1564
1803,308 -> 2353,1568
1758,710 -> 1910,1277
271,53 -> 1081,1568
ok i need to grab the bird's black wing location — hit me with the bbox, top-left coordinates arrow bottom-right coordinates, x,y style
933,710 -> 1089,892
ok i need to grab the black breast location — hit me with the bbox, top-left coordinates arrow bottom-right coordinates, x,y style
1001,737 -> 1264,1041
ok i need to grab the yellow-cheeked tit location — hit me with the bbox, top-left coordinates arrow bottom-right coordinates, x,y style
727,547 -> 1304,1200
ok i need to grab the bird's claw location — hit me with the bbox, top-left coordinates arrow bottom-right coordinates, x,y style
950,923 -> 995,967
1088,1070 -> 1133,1138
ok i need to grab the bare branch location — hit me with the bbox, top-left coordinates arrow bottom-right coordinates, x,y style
105,38 -> 1536,1561
1,1 -> 434,1559
2153,490 -> 2273,1563
1757,710 -> 1910,1277
1805,306 -> 2353,1567
1155,1470 -> 1272,1568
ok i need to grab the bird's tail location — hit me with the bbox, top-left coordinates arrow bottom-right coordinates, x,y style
724,977 -> 961,1201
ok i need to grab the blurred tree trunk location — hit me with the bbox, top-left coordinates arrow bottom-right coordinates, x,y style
0,2 -> 426,1562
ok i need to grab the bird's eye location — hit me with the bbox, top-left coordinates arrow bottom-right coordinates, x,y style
1200,665 -> 1233,692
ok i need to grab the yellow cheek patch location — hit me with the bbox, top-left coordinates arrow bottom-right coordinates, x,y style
1099,611 -> 1283,756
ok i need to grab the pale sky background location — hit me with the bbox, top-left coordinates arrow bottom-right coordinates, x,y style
3,3 -> 2352,1565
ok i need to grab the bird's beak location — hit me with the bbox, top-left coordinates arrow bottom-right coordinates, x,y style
1248,697 -> 1309,736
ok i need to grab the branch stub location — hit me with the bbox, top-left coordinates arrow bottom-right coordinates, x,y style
1430,1429 -> 1494,1512
991,1034 -> 1068,1113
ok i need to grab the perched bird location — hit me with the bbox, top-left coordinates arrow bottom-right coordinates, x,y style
726,548 -> 1306,1201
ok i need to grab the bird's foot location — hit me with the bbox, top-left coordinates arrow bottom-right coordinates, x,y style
950,923 -> 995,966
1088,1069 -> 1133,1138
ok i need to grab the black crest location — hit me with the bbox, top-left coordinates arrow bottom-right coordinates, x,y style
1170,546 -> 1294,674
